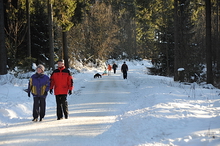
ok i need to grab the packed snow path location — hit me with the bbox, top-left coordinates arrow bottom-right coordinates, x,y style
1,60 -> 220,146
0,73 -> 133,146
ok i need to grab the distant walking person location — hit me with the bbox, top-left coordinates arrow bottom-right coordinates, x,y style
28,64 -> 50,122
121,62 -> 128,79
50,59 -> 73,120
107,64 -> 112,76
112,63 -> 118,74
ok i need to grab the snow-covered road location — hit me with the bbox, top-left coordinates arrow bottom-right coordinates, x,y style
1,60 -> 220,146
0,73 -> 133,146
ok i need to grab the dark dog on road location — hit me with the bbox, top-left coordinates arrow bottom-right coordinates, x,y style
94,73 -> 102,78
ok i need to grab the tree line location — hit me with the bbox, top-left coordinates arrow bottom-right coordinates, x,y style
0,0 -> 219,86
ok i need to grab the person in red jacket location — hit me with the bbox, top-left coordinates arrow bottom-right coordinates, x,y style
50,59 -> 73,120
107,64 -> 112,76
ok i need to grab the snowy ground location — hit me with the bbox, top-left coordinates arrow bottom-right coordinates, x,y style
0,60 -> 220,146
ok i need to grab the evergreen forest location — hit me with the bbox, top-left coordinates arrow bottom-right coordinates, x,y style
0,0 -> 219,86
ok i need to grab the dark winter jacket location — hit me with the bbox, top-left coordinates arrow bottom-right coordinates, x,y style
50,66 -> 73,95
121,64 -> 128,72
112,64 -> 118,70
28,73 -> 50,98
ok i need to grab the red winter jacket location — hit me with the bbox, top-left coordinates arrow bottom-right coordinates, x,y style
50,66 -> 73,95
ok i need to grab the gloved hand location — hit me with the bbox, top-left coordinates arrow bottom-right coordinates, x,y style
68,90 -> 72,95
49,89 -> 53,94
28,92 -> 30,97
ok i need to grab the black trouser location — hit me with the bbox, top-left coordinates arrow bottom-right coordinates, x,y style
123,71 -> 127,79
33,97 -> 46,119
113,69 -> 116,74
56,95 -> 68,119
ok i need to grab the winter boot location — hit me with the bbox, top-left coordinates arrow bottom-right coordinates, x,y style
32,118 -> 38,122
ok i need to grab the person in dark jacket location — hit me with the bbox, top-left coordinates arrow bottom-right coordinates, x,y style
112,63 -> 118,74
121,62 -> 128,79
50,59 -> 73,120
28,64 -> 50,122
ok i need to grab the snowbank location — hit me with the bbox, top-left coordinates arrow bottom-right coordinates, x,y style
0,59 -> 220,146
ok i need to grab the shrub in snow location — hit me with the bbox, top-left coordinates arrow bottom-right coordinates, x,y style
0,74 -> 16,85
18,57 -> 37,72
69,58 -> 106,73
201,83 -> 216,89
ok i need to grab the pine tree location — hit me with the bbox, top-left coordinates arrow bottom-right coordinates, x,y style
48,0 -> 54,70
26,0 -> 31,67
31,0 -> 50,65
0,0 -> 7,75
54,0 -> 77,68
205,0 -> 213,84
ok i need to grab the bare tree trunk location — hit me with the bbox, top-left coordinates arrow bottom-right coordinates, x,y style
48,0 -> 54,70
0,0 -> 7,75
205,0 -> 213,84
132,18 -> 137,58
26,0 -> 31,57
174,0 -> 179,81
26,0 -> 31,69
62,31 -> 69,68
217,0 -> 220,73
164,0 -> 170,76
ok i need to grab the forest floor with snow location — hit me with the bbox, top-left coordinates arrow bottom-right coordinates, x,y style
0,60 -> 220,146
